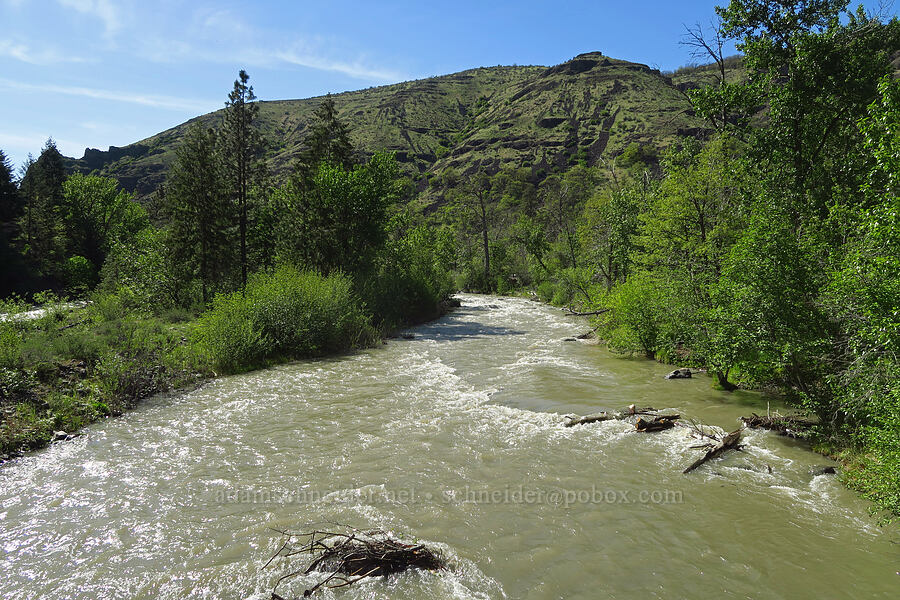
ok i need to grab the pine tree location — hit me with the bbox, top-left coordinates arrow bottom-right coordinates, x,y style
0,149 -> 20,223
295,95 -> 354,183
166,125 -> 232,303
19,139 -> 66,276
220,69 -> 263,288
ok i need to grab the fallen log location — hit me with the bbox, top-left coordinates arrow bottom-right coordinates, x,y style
564,405 -> 659,427
740,413 -> 814,439
634,414 -> 680,432
565,412 -> 613,427
564,306 -> 611,317
683,428 -> 743,474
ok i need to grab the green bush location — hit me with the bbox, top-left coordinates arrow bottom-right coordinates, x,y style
536,281 -> 556,303
64,255 -> 95,293
0,323 -> 23,368
195,266 -> 374,373
361,224 -> 454,327
604,273 -> 667,359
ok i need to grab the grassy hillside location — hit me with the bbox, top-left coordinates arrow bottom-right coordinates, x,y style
65,52 -> 716,205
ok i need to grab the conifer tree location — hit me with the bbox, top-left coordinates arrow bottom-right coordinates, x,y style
220,69 -> 263,288
166,125 -> 232,303
0,149 -> 20,223
295,95 -> 354,182
19,139 -> 66,276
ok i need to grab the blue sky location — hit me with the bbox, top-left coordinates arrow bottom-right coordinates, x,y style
0,1 -> 891,169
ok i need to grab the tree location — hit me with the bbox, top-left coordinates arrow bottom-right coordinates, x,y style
296,95 -> 354,182
579,182 -> 643,290
0,149 -> 20,223
165,125 -> 232,303
714,1 -> 900,223
540,166 -> 597,271
275,152 -> 398,275
447,173 -> 495,290
61,174 -> 147,277
220,69 -> 264,288
19,139 -> 66,277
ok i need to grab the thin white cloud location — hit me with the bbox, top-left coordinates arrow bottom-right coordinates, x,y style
57,0 -> 123,38
0,78 -> 215,112
0,39 -> 86,65
199,8 -> 253,38
275,49 -> 405,82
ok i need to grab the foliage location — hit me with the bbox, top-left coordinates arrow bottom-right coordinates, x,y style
164,124 -> 233,303
275,152 -> 398,275
19,139 -> 66,278
61,173 -> 148,278
295,95 -> 355,183
194,266 -> 374,374
360,217 -> 455,327
220,69 -> 265,287
99,226 -> 182,311
601,272 -> 667,359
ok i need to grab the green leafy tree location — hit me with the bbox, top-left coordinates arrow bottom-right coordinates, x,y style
165,125 -> 232,303
220,69 -> 264,287
579,181 -> 645,291
61,174 -> 148,277
446,172 -> 496,290
275,152 -> 398,275
714,1 -> 900,223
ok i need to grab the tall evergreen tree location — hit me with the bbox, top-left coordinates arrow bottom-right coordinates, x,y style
0,149 -> 20,223
295,95 -> 354,182
220,69 -> 263,288
166,125 -> 232,303
19,139 -> 66,276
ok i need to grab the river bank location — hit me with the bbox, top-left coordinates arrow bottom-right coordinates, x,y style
0,275 -> 457,462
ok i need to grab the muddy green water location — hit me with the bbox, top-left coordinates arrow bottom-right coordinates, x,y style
1,294 -> 898,599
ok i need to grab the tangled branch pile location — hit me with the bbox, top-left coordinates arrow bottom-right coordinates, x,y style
267,526 -> 445,598
740,413 -> 814,439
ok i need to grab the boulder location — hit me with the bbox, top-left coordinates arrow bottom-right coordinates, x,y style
810,466 -> 837,476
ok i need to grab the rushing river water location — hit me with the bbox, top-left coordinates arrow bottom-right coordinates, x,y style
1,294 -> 898,599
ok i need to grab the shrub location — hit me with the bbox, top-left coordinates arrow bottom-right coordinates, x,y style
536,280 -> 556,303
195,266 -> 374,373
0,323 -> 22,368
361,225 -> 454,327
604,273 -> 667,359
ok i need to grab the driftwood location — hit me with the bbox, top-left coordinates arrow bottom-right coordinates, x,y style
634,414 -> 680,432
564,404 -> 658,427
564,306 -> 611,317
267,526 -> 445,598
565,412 -> 613,427
683,428 -> 743,473
740,413 -> 814,439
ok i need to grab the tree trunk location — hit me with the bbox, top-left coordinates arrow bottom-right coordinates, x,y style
479,195 -> 490,287
683,428 -> 742,473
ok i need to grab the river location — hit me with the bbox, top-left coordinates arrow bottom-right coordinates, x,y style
1,294 -> 897,599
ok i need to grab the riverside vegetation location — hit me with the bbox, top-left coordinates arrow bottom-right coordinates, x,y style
1,0 -> 899,522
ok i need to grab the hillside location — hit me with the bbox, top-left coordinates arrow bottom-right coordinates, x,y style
65,52 -> 716,204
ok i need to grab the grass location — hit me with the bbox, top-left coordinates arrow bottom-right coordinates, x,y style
0,295 -> 201,456
0,265 -> 453,459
